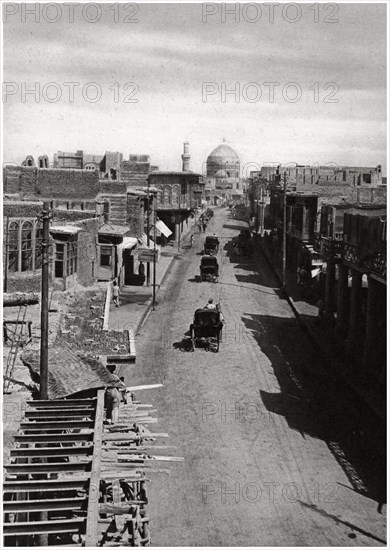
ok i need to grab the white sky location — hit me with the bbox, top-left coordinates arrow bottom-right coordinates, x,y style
2,2 -> 387,174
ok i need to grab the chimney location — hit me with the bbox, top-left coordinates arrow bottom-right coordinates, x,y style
182,141 -> 190,172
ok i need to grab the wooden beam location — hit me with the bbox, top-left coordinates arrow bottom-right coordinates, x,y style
3,292 -> 39,307
3,518 -> 85,536
85,389 -> 104,547
4,497 -> 86,513
14,433 -> 94,443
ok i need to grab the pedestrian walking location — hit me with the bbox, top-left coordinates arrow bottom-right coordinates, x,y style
202,222 -> 207,232
112,280 -> 120,308
190,234 -> 194,247
104,386 -> 121,424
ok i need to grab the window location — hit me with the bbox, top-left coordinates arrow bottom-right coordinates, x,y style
55,242 -> 78,278
172,185 -> 179,205
21,221 -> 33,272
67,242 -> 77,275
100,246 -> 112,267
55,243 -> 64,278
8,221 -> 19,273
163,186 -> 170,205
35,223 -> 43,269
6,219 -> 43,273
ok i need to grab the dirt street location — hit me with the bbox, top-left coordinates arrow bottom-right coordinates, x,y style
119,207 -> 386,547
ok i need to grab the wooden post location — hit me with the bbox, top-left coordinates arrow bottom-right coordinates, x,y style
282,172 -> 287,289
178,189 -> 181,252
40,202 -> 50,401
146,184 -> 150,286
4,216 -> 9,293
152,197 -> 157,311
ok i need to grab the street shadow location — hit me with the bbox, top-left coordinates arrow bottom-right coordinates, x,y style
242,311 -> 386,510
187,277 -> 200,283
222,223 -> 247,231
172,338 -> 194,352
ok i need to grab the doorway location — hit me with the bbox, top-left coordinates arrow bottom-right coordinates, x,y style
123,250 -> 134,285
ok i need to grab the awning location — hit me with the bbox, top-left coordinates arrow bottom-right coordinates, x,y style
121,237 -> 138,250
155,219 -> 172,238
98,224 -> 130,237
49,225 -> 81,235
311,268 -> 321,279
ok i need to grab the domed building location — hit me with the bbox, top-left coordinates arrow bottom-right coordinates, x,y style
205,141 -> 242,204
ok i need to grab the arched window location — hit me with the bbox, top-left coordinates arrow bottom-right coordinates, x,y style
172,185 -> 179,205
8,221 -> 19,273
21,221 -> 33,271
35,221 -> 43,269
163,186 -> 171,205
156,186 -> 163,204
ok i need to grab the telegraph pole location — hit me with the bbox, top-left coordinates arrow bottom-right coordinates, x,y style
178,187 -> 181,252
40,202 -> 50,400
152,198 -> 157,310
282,171 -> 287,290
146,183 -> 150,286
4,216 -> 9,293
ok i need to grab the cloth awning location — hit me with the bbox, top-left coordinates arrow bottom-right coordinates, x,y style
121,237 -> 138,250
155,219 -> 172,238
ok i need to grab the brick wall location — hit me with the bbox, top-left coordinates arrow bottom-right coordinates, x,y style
3,166 -> 100,199
98,181 -> 127,195
126,194 -> 144,237
74,218 -> 100,286
120,161 -> 150,187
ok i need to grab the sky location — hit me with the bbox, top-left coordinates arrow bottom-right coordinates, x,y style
2,1 -> 388,175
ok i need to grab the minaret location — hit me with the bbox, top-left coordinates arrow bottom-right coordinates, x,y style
181,140 -> 190,172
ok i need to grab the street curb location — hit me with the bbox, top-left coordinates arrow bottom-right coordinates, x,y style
135,254 -> 176,336
254,240 -> 385,423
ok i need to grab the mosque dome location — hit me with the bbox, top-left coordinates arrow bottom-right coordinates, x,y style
206,142 -> 240,178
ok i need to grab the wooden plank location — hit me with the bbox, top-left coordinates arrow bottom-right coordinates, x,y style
3,518 -> 85,536
27,399 -> 96,408
99,503 -> 146,515
20,420 -> 94,430
11,445 -> 94,457
3,477 -> 89,493
25,410 -> 95,418
103,433 -> 168,442
4,497 -> 86,513
15,433 -> 93,443
125,384 -> 163,391
85,389 -> 104,547
4,462 -> 90,474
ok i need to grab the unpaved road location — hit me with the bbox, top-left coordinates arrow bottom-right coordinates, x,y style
121,207 -> 386,546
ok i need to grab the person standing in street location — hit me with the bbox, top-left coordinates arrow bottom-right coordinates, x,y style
190,234 -> 194,247
112,280 -> 120,307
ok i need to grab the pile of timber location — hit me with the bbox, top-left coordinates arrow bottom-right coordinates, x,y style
3,385 -> 183,547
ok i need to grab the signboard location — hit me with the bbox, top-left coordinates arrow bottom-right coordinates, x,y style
138,249 -> 158,262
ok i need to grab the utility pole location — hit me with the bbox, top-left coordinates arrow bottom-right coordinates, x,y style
40,202 -> 50,400
4,216 -> 9,293
146,183 -> 150,286
282,171 -> 287,290
152,195 -> 157,310
178,185 -> 181,252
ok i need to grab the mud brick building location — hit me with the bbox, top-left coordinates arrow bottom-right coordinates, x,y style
269,178 -> 387,273
316,207 -> 386,389
3,157 -> 158,292
147,171 -> 204,243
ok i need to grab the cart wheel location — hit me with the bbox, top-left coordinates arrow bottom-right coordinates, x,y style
215,331 -> 220,352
